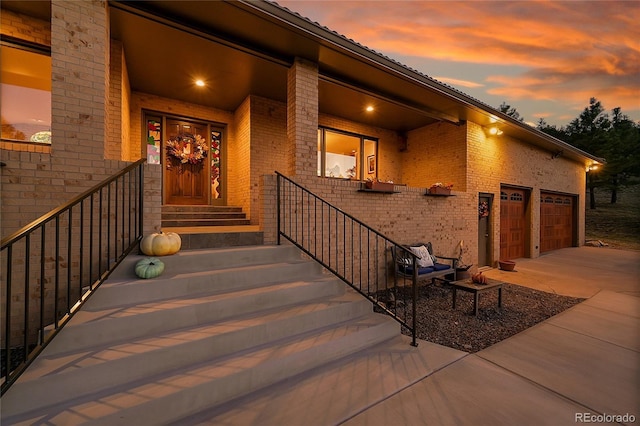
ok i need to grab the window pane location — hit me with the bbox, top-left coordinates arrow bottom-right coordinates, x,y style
325,131 -> 359,179
0,46 -> 51,143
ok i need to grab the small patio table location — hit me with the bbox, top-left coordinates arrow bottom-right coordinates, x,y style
451,278 -> 504,316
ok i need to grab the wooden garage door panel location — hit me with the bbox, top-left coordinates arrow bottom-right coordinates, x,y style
540,193 -> 574,253
500,188 -> 526,260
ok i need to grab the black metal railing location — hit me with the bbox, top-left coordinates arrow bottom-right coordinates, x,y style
276,172 -> 419,346
1,159 -> 145,394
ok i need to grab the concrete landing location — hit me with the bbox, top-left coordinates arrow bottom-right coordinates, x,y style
483,246 -> 640,298
345,291 -> 639,426
175,336 -> 467,425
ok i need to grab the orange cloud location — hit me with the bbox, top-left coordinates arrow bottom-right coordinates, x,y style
433,76 -> 483,88
279,0 -> 640,121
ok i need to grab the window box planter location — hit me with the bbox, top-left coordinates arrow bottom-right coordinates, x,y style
365,181 -> 395,192
426,187 -> 452,196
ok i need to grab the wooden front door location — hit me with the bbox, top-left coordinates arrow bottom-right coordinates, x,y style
540,193 -> 575,252
164,119 -> 209,205
500,187 -> 527,260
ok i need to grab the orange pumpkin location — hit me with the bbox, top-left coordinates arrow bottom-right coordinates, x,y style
472,272 -> 487,285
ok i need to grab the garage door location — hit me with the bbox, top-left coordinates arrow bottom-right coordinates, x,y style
540,193 -> 575,253
500,188 -> 527,260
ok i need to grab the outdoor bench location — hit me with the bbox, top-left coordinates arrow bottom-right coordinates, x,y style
391,242 -> 458,285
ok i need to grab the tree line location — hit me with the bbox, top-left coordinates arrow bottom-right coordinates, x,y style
500,99 -> 640,209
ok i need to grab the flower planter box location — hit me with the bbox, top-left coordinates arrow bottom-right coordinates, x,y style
428,187 -> 451,196
366,181 -> 394,192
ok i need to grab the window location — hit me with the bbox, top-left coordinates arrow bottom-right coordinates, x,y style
317,128 -> 378,180
0,43 -> 51,144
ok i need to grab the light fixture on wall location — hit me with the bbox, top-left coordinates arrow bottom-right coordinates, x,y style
486,126 -> 503,136
586,163 -> 599,172
365,105 -> 374,112
195,79 -> 205,87
551,150 -> 564,159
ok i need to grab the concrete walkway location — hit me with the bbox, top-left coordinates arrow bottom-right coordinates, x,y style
344,247 -> 640,425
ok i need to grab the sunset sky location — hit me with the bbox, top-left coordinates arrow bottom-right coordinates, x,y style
277,0 -> 640,127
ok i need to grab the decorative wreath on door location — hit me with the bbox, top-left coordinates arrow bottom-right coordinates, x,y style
478,201 -> 490,218
165,133 -> 208,166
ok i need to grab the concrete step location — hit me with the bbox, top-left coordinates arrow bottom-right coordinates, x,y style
45,274 -> 342,356
176,230 -> 264,249
2,313 -> 398,425
3,292 -> 372,419
162,205 -> 243,213
162,218 -> 252,227
161,205 -> 248,228
111,245 -> 303,281
161,212 -> 247,220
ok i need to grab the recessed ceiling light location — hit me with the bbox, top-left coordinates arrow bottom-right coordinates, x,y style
366,105 -> 374,112
195,79 -> 205,87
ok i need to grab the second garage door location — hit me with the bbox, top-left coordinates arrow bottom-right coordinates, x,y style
540,192 -> 575,253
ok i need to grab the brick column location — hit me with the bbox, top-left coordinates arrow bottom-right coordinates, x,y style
286,58 -> 318,178
51,0 -> 108,163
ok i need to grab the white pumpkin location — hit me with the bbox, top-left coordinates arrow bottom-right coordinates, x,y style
140,231 -> 182,256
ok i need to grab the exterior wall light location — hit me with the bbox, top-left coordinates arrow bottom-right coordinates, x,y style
366,105 -> 374,112
195,79 -> 205,87
586,164 -> 599,172
488,126 -> 503,136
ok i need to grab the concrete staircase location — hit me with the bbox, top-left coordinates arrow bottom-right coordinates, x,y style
1,245 -> 400,425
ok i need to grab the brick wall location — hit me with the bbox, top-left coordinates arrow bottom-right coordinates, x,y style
0,7 -> 50,45
466,121 -> 586,262
250,96 -> 288,224
287,58 -> 318,178
229,97 -> 251,215
107,40 -> 123,160
403,122 -> 467,191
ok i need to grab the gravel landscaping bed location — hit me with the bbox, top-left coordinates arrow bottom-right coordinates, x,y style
393,282 -> 584,353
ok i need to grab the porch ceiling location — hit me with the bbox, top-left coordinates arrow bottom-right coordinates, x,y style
110,1 -> 440,132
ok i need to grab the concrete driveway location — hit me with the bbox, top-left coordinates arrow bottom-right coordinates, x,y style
482,246 -> 640,298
